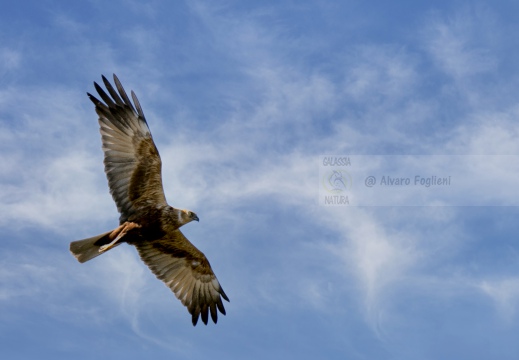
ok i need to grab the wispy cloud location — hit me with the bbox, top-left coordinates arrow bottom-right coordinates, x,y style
0,47 -> 21,76
0,85 -> 115,233
478,277 -> 519,320
423,6 -> 498,80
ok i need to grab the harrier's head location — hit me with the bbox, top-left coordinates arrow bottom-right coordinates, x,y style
168,207 -> 199,229
181,209 -> 199,224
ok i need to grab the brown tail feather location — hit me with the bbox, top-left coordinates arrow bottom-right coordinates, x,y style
70,231 -> 119,263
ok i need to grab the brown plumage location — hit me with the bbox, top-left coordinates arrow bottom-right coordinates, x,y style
70,74 -> 229,326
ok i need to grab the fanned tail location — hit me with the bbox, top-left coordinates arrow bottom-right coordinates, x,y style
70,231 -> 118,263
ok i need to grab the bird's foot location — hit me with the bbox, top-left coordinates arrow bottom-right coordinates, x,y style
99,221 -> 141,253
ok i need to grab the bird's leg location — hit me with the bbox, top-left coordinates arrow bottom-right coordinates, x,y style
99,221 -> 141,253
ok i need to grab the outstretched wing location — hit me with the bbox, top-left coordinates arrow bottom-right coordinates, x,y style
88,74 -> 167,223
132,230 -> 229,326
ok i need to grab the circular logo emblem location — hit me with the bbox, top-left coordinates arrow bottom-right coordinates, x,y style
322,170 -> 352,193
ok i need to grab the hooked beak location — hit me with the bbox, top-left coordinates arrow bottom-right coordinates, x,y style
191,213 -> 199,222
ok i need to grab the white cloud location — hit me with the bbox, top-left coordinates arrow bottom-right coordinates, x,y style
0,47 -> 21,73
479,277 -> 519,320
423,6 -> 498,79
446,106 -> 519,155
322,210 -> 418,328
344,45 -> 418,104
0,86 -> 117,233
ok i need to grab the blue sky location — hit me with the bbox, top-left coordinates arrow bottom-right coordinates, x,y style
2,1 -> 519,359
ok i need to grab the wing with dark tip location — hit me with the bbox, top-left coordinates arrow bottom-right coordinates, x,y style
88,74 -> 167,223
131,229 -> 229,326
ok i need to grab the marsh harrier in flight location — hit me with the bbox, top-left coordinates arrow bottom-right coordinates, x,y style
70,75 -> 229,326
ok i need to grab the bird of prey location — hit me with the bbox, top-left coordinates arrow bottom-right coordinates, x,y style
70,74 -> 229,326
